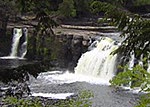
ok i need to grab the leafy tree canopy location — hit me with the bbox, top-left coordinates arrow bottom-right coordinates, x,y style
91,1 -> 150,59
74,0 -> 94,17
134,0 -> 150,6
58,0 -> 76,18
91,1 -> 150,106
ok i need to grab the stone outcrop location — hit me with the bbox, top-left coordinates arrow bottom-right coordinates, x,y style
0,61 -> 45,82
0,26 -> 92,71
0,28 -> 12,56
26,29 -> 92,70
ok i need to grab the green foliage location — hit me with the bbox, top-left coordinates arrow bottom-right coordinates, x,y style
0,0 -> 19,16
74,0 -> 93,16
110,63 -> 150,107
53,90 -> 93,107
16,0 -> 35,14
91,1 -> 150,58
29,1 -> 58,30
134,0 -> 150,6
58,0 -> 76,18
3,96 -> 43,107
110,64 -> 150,91
103,0 -> 133,7
3,90 -> 93,107
23,1 -> 58,60
58,0 -> 95,18
91,1 -> 150,107
135,94 -> 150,107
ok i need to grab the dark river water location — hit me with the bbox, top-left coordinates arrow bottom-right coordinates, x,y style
29,70 -> 139,107
0,58 -> 29,69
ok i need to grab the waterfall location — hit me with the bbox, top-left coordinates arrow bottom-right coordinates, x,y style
0,27 -> 28,59
128,51 -> 135,70
10,28 -> 22,57
9,28 -> 28,58
20,28 -> 28,58
75,37 -> 119,82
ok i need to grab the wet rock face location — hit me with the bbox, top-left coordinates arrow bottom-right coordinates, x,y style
52,34 -> 91,70
0,62 -> 45,83
0,27 -> 91,70
27,32 -> 91,70
0,15 -> 11,56
71,36 -> 83,67
0,29 -> 12,56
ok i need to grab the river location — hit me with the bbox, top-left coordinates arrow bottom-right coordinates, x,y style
29,70 -> 139,107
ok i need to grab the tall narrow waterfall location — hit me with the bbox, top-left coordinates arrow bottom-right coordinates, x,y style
20,28 -> 28,58
75,37 -> 118,82
9,28 -> 28,58
10,28 -> 22,57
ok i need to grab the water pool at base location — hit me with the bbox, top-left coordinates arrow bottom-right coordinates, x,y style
29,71 -> 139,107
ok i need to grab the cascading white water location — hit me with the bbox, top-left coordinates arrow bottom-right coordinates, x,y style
128,52 -> 150,73
128,51 -> 135,70
10,28 -> 22,57
20,28 -> 28,58
75,37 -> 118,82
6,27 -> 28,59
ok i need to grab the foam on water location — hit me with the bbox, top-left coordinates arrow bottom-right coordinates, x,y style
30,70 -> 141,100
31,92 -> 74,99
31,70 -> 111,99
35,71 -> 111,86
0,56 -> 26,60
30,70 -> 110,99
